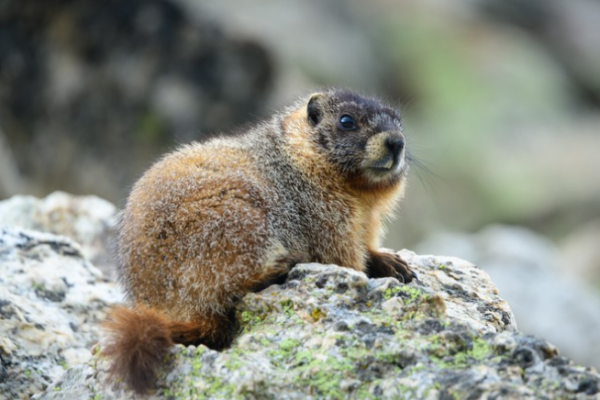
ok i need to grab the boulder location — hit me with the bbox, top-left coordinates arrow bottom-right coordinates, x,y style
417,225 -> 600,371
0,228 -> 122,400
0,191 -> 118,277
31,251 -> 600,399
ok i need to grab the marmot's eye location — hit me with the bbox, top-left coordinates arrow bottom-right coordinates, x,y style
338,115 -> 357,131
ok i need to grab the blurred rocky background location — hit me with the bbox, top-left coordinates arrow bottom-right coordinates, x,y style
0,0 -> 599,370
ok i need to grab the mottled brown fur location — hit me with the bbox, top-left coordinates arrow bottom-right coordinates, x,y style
103,88 -> 415,393
102,306 -> 174,394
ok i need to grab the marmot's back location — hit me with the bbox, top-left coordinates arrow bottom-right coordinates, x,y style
104,88 -> 416,394
119,141 -> 283,319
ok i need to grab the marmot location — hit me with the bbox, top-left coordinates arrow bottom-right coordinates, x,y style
103,88 -> 416,393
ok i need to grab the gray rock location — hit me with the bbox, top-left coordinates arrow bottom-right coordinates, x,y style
0,191 -> 118,277
417,225 -> 600,371
0,228 -> 122,400
35,251 -> 600,399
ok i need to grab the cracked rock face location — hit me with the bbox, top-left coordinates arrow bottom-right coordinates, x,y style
33,251 -> 600,399
0,228 -> 122,400
0,191 -> 118,277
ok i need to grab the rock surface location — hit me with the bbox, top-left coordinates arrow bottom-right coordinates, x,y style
417,225 -> 600,371
0,191 -> 118,277
34,252 -> 600,399
0,228 -> 122,400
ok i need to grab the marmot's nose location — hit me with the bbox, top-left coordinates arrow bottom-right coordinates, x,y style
385,136 -> 404,157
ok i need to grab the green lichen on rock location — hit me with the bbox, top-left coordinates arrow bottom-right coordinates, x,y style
278,338 -> 300,356
280,299 -> 295,318
237,308 -> 269,333
428,333 -> 491,368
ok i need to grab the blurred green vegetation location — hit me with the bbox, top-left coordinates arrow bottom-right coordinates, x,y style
369,5 -> 600,250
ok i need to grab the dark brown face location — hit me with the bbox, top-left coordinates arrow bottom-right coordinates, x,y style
306,89 -> 408,189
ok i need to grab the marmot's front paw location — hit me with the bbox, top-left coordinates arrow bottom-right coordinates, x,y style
366,251 -> 417,283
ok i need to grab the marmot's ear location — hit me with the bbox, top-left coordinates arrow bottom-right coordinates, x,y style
307,93 -> 324,126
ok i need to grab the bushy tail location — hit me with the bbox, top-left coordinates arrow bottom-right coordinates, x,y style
102,306 -> 234,394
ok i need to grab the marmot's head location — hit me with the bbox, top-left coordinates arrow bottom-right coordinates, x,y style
305,88 -> 408,190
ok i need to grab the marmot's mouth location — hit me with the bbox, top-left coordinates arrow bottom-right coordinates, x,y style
368,155 -> 403,174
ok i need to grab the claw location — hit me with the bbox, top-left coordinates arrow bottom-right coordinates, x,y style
410,270 -> 420,284
397,272 -> 405,284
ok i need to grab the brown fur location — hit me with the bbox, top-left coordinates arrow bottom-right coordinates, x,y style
102,307 -> 174,394
104,88 -> 415,393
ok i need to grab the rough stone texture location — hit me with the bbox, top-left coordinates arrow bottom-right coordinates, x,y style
0,191 -> 118,277
417,225 -> 600,371
35,252 -> 600,399
0,228 -> 122,400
